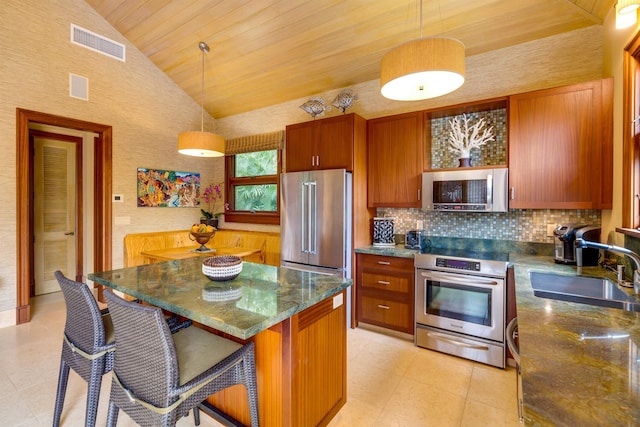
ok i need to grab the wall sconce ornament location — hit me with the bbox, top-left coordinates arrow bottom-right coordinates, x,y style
331,89 -> 358,113
300,97 -> 331,119
447,114 -> 495,167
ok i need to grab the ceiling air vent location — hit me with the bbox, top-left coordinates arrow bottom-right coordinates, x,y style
70,24 -> 125,62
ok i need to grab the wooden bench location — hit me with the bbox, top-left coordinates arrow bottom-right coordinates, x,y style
124,229 -> 280,267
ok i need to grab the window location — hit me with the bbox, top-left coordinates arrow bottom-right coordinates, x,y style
623,34 -> 640,230
224,131 -> 284,225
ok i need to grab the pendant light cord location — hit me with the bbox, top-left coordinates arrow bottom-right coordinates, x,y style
198,41 -> 210,133
419,0 -> 423,39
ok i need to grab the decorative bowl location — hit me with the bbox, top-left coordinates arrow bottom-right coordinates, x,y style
190,231 -> 215,252
202,255 -> 243,281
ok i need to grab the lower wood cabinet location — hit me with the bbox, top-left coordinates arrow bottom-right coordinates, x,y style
356,253 -> 414,334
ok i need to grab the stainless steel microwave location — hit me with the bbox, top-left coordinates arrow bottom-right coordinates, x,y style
422,168 -> 508,212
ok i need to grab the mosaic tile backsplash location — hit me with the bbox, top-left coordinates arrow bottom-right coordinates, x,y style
431,108 -> 507,169
378,208 -> 601,244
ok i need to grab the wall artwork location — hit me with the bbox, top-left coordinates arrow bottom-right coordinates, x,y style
137,168 -> 200,207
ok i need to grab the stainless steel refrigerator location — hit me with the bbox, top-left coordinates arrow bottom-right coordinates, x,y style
280,168 -> 352,278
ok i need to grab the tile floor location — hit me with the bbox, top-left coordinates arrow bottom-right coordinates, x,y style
0,292 -> 521,426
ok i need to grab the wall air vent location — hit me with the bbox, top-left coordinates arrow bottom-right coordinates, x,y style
70,24 -> 126,62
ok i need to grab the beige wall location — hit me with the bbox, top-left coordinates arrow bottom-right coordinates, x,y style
0,0 -> 224,325
0,0 -> 619,326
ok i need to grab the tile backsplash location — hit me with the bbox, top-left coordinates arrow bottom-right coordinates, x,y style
377,208 -> 601,243
431,108 -> 507,169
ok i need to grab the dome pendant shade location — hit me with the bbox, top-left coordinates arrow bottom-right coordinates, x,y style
381,37 -> 465,101
178,131 -> 225,157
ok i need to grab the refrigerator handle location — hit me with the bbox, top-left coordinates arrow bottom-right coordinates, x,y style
309,181 -> 317,254
301,181 -> 309,253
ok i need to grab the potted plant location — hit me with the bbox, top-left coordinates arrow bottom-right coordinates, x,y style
447,114 -> 495,167
200,181 -> 224,228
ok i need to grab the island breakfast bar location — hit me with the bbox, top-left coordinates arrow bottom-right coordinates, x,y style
89,257 -> 351,426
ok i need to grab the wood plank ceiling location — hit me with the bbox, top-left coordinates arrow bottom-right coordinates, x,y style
85,0 -> 615,118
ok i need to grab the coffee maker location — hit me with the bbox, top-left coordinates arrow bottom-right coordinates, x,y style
553,224 -> 601,265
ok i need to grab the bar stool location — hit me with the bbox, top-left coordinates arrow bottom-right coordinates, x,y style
103,289 -> 259,426
53,271 -> 116,427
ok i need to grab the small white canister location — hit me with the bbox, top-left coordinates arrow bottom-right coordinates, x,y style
373,217 -> 396,247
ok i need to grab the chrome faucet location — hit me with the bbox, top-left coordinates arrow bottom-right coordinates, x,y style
575,238 -> 640,294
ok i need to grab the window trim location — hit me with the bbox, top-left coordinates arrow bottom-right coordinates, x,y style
223,150 -> 281,225
623,32 -> 640,228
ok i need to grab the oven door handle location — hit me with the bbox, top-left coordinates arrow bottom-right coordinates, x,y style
427,331 -> 491,351
420,271 -> 499,287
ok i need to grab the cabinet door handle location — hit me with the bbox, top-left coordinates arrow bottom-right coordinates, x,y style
510,187 -> 515,200
418,189 -> 421,201
312,156 -> 315,167
377,261 -> 391,265
377,280 -> 390,285
377,304 -> 390,310
316,155 -> 320,167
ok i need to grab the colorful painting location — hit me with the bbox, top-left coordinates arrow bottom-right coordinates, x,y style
137,168 -> 200,208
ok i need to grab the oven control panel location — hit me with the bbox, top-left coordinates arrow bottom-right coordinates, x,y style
435,257 -> 481,272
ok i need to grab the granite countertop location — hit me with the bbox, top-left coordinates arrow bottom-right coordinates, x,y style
355,245 -> 419,259
89,257 -> 352,340
355,243 -> 640,425
511,254 -> 640,426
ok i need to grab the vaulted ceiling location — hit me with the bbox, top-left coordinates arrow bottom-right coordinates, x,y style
86,0 -> 615,118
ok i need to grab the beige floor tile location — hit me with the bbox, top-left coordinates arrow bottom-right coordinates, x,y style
326,397 -> 383,427
378,376 -> 467,427
406,346 -> 475,398
0,370 -> 18,400
468,364 -> 519,413
461,399 -> 523,427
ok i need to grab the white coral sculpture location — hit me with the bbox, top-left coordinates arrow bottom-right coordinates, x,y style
447,114 -> 495,158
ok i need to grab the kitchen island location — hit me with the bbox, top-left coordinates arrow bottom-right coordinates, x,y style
512,254 -> 640,426
89,257 -> 351,427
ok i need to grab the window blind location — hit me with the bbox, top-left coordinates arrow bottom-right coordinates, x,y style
224,130 -> 285,155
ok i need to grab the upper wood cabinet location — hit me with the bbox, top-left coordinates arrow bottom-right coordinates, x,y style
285,113 -> 363,172
508,78 -> 613,209
367,111 -> 424,208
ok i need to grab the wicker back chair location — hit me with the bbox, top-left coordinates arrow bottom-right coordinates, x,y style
53,271 -> 116,427
103,290 -> 259,426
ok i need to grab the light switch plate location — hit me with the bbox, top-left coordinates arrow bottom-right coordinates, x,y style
547,224 -> 557,237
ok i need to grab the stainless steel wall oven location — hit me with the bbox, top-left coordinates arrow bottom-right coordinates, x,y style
415,250 -> 509,368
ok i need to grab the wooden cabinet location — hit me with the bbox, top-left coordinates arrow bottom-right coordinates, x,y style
367,111 -> 424,207
285,113 -> 363,172
356,253 -> 414,334
508,78 -> 613,209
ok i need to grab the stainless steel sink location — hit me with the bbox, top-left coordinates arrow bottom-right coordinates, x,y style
530,271 -> 640,312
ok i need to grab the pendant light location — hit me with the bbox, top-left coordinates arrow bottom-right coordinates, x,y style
616,0 -> 640,29
178,41 -> 225,157
380,1 -> 465,101
619,0 -> 640,14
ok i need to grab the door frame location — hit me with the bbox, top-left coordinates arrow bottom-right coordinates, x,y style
16,108 -> 112,324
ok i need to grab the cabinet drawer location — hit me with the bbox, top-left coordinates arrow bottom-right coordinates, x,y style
359,296 -> 413,333
358,254 -> 414,272
360,271 -> 412,293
